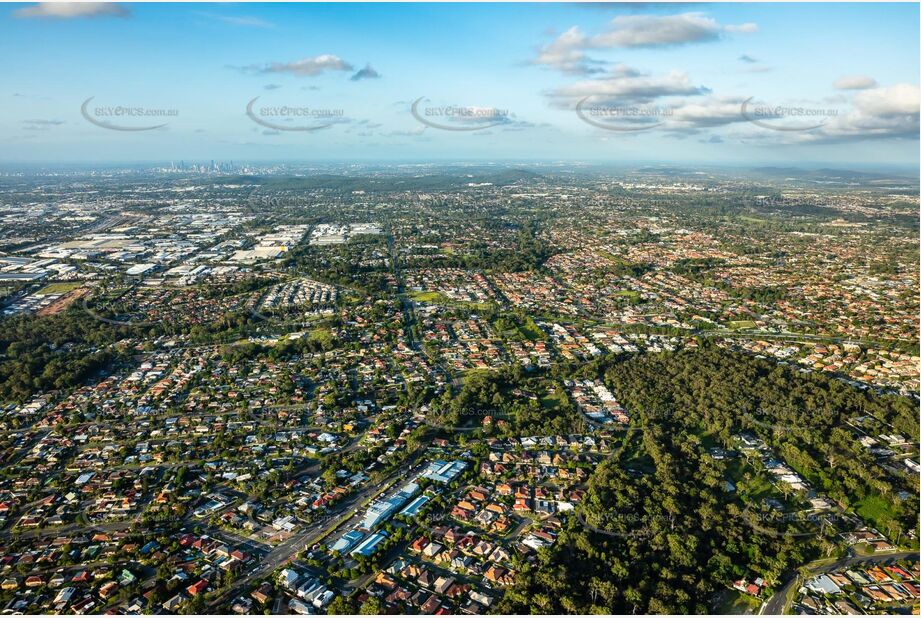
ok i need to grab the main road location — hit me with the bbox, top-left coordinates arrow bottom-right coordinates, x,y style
206,445 -> 431,609
761,549 -> 918,615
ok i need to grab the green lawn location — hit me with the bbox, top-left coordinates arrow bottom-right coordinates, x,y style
728,458 -> 785,504
614,289 -> 641,302
411,290 -> 495,312
36,282 -> 82,295
518,316 -> 545,341
308,328 -> 334,347
854,494 -> 897,530
540,391 -> 565,410
492,314 -> 545,342
713,590 -> 760,614
728,320 -> 758,330
597,249 -> 619,261
410,290 -> 449,303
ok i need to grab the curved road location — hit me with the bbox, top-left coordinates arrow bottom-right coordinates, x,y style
761,550 -> 918,615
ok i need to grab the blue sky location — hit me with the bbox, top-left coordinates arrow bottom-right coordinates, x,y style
1,2 -> 918,167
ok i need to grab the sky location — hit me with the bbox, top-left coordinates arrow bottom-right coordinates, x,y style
1,2 -> 919,168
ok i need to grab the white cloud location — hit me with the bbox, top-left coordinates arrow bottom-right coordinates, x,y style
833,75 -> 878,90
852,83 -> 919,116
575,80 -> 919,145
593,13 -> 756,48
14,3 -> 130,19
740,84 -> 919,144
780,84 -> 919,143
546,67 -> 708,108
593,13 -> 723,48
532,26 -> 604,75
196,12 -> 275,28
667,96 -> 752,129
531,13 -> 758,75
249,55 -> 355,77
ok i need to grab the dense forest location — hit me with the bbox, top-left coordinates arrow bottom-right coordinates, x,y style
0,311 -> 122,404
496,345 -> 918,614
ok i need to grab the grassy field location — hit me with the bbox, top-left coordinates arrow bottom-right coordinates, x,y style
614,289 -> 642,302
307,328 -> 335,347
728,458 -> 786,504
410,290 -> 495,312
410,290 -> 449,303
597,249 -> 619,262
854,494 -> 898,531
492,314 -> 545,342
539,390 -> 566,411
36,282 -> 82,295
713,590 -> 760,614
728,320 -> 758,330
518,316 -> 545,341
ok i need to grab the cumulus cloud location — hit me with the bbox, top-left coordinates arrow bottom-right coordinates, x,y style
833,75 -> 878,90
569,75 -> 918,146
819,83 -> 920,139
350,64 -> 381,81
737,85 -> 918,144
592,13 -> 747,48
546,66 -> 708,108
244,55 -> 354,77
852,83 -> 919,116
14,2 -> 130,18
532,26 -> 607,75
663,96 -> 754,132
531,13 -> 758,74
745,85 -> 917,144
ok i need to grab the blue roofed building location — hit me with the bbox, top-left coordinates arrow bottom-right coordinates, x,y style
398,495 -> 430,518
329,529 -> 365,553
420,460 -> 467,483
359,482 -> 419,530
139,541 -> 159,556
350,530 -> 387,557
